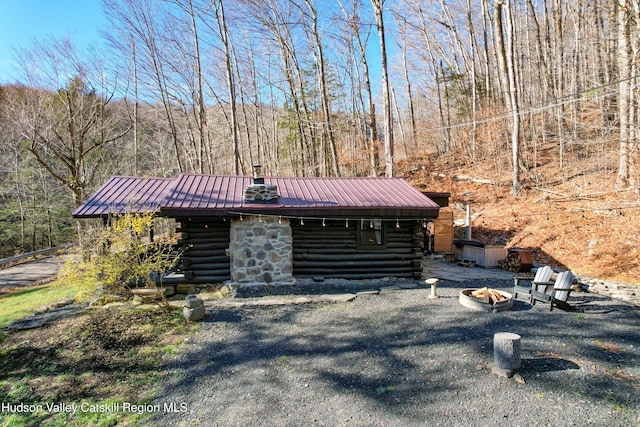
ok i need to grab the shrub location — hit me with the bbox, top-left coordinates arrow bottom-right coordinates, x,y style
61,213 -> 180,306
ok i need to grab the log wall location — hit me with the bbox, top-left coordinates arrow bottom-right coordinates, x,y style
176,218 -> 230,283
292,219 -> 424,279
174,217 -> 426,283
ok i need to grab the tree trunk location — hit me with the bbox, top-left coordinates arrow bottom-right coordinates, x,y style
372,0 -> 394,177
304,0 -> 340,176
185,0 -> 209,173
466,0 -> 478,158
213,0 -> 241,175
495,0 -> 521,194
337,0 -> 380,176
400,23 -> 417,151
493,332 -> 522,370
494,0 -> 511,109
617,0 -> 632,187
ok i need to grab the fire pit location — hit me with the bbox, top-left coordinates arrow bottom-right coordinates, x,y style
459,287 -> 513,313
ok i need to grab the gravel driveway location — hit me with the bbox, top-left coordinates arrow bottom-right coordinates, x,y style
153,279 -> 640,426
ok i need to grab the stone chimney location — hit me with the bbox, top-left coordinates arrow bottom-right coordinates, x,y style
244,165 -> 279,202
229,215 -> 294,285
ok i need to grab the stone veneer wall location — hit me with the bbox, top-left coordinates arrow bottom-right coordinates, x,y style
229,216 -> 294,285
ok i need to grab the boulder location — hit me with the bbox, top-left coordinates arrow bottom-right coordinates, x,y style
185,294 -> 204,308
183,305 -> 206,322
183,294 -> 206,321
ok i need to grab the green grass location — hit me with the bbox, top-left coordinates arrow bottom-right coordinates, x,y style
0,303 -> 195,427
0,249 -> 198,427
0,279 -> 87,328
375,385 -> 395,394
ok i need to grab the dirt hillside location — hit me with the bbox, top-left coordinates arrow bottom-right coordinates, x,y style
401,145 -> 640,285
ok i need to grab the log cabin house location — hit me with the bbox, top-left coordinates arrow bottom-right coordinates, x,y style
73,170 -> 447,285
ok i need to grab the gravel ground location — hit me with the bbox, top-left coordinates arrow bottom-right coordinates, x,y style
153,278 -> 640,426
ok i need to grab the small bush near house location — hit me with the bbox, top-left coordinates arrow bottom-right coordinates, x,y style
63,213 -> 180,307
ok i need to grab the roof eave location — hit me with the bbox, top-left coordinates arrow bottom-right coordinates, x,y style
160,206 -> 440,219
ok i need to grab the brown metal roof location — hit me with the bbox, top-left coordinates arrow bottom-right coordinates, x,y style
72,176 -> 176,218
161,174 -> 439,218
74,174 -> 440,219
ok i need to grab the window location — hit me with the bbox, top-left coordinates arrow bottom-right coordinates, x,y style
357,218 -> 385,249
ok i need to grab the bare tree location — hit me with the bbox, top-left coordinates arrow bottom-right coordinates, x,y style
211,0 -> 241,174
244,0 -> 316,176
104,0 -> 186,172
10,38 -> 130,207
301,0 -> 341,176
494,0 -> 520,193
184,0 -> 213,174
97,0 -> 638,188
397,20 -> 417,151
371,0 -> 394,177
337,0 -> 379,176
616,0 -> 638,188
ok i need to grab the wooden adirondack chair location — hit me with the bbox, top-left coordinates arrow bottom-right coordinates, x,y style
549,271 -> 577,311
531,270 -> 576,311
513,265 -> 553,303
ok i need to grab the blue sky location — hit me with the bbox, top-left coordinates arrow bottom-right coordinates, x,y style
0,0 -> 387,100
0,0 -> 106,83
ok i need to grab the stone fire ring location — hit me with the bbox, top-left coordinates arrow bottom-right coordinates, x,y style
459,289 -> 514,313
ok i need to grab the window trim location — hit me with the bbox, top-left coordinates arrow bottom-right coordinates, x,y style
356,218 -> 386,249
